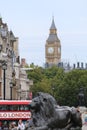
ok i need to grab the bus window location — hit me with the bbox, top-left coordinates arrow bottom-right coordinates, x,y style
18,105 -> 30,110
0,106 -> 3,110
24,106 -> 29,110
9,105 -> 18,111
6,105 -> 10,110
12,105 -> 18,110
2,105 -> 7,110
20,105 -> 25,110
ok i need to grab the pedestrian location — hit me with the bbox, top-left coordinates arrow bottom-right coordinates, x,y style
0,122 -> 2,130
17,119 -> 25,130
11,122 -> 18,130
25,119 -> 33,130
8,122 -> 12,130
2,124 -> 9,130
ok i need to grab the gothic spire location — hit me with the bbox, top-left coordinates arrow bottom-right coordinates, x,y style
50,17 -> 56,30
47,17 -> 60,42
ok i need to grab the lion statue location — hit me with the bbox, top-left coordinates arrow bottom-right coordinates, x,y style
27,92 -> 82,130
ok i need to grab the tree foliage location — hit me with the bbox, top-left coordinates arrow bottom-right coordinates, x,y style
27,66 -> 87,106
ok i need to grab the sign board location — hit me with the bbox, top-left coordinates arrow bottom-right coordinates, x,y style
0,111 -> 31,120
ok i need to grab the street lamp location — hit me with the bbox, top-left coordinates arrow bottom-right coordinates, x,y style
0,44 -> 2,52
10,81 -> 13,100
2,61 -> 7,100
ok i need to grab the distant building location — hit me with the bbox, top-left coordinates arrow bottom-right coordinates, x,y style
45,18 -> 61,67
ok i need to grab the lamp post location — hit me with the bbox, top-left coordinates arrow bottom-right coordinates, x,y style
0,44 -> 2,52
10,81 -> 13,100
2,61 -> 7,100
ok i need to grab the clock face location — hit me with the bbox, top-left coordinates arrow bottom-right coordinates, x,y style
48,47 -> 54,54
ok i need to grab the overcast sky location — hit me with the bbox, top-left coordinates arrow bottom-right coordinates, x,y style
0,0 -> 87,67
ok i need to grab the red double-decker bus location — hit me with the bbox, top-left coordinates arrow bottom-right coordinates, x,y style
0,100 -> 32,125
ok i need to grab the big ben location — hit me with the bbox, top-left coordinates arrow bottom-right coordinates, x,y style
45,18 -> 61,67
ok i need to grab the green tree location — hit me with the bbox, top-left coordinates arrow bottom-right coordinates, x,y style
27,67 -> 44,83
27,66 -> 87,106
57,69 -> 87,106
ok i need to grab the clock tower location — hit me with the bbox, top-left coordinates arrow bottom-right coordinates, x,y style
45,18 -> 61,67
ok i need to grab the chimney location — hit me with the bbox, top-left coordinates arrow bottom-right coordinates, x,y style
73,64 -> 75,69
77,62 -> 80,68
85,63 -> 87,69
81,62 -> 83,69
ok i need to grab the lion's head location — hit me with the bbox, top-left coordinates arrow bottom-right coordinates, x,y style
29,92 -> 57,127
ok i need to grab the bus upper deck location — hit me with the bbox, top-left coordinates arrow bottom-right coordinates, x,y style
0,100 -> 32,120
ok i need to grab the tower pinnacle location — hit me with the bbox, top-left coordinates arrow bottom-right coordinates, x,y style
50,17 -> 56,30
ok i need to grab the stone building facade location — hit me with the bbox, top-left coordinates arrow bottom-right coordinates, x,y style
0,17 -> 32,100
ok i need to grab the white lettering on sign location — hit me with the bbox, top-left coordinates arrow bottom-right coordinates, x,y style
0,112 -> 31,119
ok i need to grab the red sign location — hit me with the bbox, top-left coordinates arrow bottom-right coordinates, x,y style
0,111 -> 31,120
